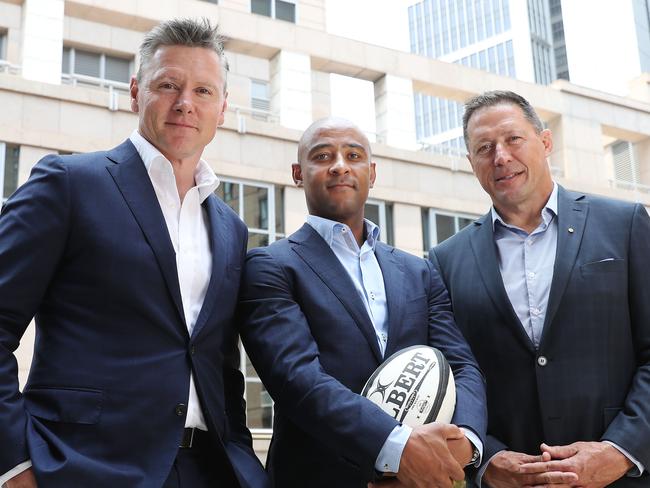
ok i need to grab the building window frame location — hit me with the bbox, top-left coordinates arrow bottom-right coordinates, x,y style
0,142 -> 19,204
251,0 -> 297,23
61,46 -> 133,90
422,208 -> 477,256
365,198 -> 394,245
214,176 -> 284,433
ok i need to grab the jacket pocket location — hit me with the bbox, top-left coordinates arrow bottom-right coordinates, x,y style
579,258 -> 625,277
24,386 -> 104,425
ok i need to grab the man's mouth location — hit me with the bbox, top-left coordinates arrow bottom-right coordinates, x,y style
496,171 -> 524,182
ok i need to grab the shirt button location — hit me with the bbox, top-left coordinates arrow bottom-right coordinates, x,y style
537,356 -> 548,367
528,272 -> 535,279
175,403 -> 187,416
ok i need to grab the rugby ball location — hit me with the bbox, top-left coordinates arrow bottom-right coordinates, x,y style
361,345 -> 456,426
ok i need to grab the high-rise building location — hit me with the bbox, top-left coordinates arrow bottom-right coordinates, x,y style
408,0 -> 555,152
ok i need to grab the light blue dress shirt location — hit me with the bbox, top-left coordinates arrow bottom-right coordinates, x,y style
477,183 -> 643,485
306,215 -> 482,474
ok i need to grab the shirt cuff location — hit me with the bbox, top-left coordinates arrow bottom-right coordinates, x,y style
461,427 -> 484,466
0,460 -> 32,487
375,424 -> 413,473
475,451 -> 503,488
603,441 -> 645,476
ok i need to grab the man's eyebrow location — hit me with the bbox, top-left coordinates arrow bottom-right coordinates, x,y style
307,143 -> 334,156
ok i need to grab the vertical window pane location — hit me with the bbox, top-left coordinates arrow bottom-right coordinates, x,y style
251,0 -> 272,16
3,144 -> 19,199
458,217 -> 473,230
216,181 -> 240,214
422,208 -> 431,252
104,55 -> 131,83
243,185 -> 268,229
275,0 -> 296,22
0,33 -> 6,60
246,381 -> 273,429
364,202 -> 380,226
74,49 -> 100,77
435,214 -> 455,243
62,47 -> 71,74
385,204 -> 394,246
275,186 -> 284,234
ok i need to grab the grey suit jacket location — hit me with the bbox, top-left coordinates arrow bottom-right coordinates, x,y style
431,185 -> 650,487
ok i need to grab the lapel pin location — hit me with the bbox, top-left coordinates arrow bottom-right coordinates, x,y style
568,227 -> 574,233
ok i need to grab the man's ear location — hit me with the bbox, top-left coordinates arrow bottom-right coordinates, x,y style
292,163 -> 303,187
369,161 -> 377,188
130,76 -> 139,113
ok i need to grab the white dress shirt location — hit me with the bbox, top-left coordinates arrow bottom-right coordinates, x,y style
130,130 -> 219,430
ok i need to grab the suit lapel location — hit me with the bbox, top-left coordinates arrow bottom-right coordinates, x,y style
539,187 -> 588,346
375,243 -> 405,358
106,140 -> 186,328
192,195 -> 228,339
290,224 -> 383,363
470,214 -> 535,352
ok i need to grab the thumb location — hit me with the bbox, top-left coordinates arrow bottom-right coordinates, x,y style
541,442 -> 578,459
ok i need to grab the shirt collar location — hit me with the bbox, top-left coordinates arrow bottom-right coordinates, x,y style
129,129 -> 220,203
491,182 -> 558,231
306,214 -> 380,251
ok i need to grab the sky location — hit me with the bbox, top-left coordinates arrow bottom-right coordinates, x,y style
324,0 -> 417,137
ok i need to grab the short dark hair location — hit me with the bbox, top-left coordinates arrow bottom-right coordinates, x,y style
462,90 -> 543,147
137,18 -> 229,88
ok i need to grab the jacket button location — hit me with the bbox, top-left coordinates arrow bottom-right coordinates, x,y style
175,403 -> 186,416
190,346 -> 196,355
537,356 -> 548,367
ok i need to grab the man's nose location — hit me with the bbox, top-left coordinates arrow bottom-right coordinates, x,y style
493,142 -> 511,165
329,153 -> 349,174
174,89 -> 193,114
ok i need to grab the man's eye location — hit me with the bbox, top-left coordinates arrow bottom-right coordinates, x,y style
160,82 -> 176,90
477,144 -> 492,155
196,87 -> 212,95
509,135 -> 523,143
314,153 -> 329,160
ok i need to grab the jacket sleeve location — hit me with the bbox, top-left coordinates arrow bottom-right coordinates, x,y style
601,203 -> 650,470
0,155 -> 71,473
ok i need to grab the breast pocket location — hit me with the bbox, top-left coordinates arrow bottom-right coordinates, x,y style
24,386 -> 104,425
579,258 -> 625,278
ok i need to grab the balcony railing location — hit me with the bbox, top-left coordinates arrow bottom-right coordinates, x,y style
0,60 -> 20,75
609,179 -> 650,194
61,73 -> 129,111
229,104 -> 279,133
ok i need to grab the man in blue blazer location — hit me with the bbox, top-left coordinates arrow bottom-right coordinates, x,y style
0,18 -> 266,488
239,117 -> 487,488
431,91 -> 650,487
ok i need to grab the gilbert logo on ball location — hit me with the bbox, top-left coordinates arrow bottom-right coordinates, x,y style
361,345 -> 456,426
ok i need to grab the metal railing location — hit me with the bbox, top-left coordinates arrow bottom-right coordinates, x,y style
418,141 -> 466,171
0,60 -> 20,75
609,179 -> 650,194
229,104 -> 279,133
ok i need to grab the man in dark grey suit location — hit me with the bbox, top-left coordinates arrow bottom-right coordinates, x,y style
430,91 -> 650,487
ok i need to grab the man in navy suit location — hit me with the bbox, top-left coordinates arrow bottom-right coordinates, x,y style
239,117 -> 487,488
0,18 -> 266,488
430,91 -> 650,487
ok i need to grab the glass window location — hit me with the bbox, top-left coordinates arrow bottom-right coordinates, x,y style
214,178 -> 283,251
0,142 -> 19,202
276,0 -> 296,22
0,32 -> 7,60
61,47 -> 132,85
365,199 -> 394,245
422,208 -> 477,256
251,0 -> 295,23
251,0 -> 271,16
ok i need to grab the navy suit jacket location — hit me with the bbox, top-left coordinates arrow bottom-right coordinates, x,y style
239,223 -> 487,488
0,140 -> 268,488
431,186 -> 650,487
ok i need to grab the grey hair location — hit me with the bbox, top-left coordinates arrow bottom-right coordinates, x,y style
137,18 -> 229,89
462,90 -> 544,147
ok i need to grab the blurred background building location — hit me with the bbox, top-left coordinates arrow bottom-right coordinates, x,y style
1,0 -> 649,460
